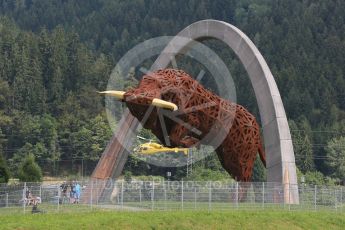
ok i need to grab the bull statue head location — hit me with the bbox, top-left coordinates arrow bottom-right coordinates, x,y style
100,69 -> 190,146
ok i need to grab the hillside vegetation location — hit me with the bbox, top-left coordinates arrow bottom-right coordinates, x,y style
0,0 -> 344,183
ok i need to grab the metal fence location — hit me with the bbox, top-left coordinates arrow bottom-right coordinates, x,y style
0,180 -> 344,214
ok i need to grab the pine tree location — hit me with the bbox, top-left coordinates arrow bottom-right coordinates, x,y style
252,155 -> 266,182
301,135 -> 314,173
13,45 -> 45,114
47,27 -> 67,108
325,136 -> 345,180
289,120 -> 315,173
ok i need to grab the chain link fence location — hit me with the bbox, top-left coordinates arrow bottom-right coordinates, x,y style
0,180 -> 344,214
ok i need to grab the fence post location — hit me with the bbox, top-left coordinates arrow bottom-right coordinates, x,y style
208,184 -> 212,212
314,185 -> 317,211
181,180 -> 184,210
288,184 -> 291,211
57,185 -> 60,212
121,180 -> 124,210
6,193 -> 8,208
151,179 -> 155,210
194,186 -> 197,210
39,184 -> 42,201
96,180 -> 99,206
139,183 -> 142,206
341,187 -> 343,213
164,180 -> 167,210
235,182 -> 239,209
335,188 -> 337,211
90,180 -> 93,209
262,182 -> 265,209
23,182 -> 26,214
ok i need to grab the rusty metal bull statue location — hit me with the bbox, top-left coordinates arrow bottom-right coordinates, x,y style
101,69 -> 266,184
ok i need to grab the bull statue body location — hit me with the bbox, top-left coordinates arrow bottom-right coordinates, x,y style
102,69 -> 266,182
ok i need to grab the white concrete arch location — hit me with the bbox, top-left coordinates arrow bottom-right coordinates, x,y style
152,20 -> 299,203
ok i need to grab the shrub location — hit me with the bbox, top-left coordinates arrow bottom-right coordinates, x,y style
124,171 -> 133,183
0,153 -> 10,183
18,154 -> 42,182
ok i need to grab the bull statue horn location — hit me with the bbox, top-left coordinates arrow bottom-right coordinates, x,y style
152,98 -> 178,111
98,91 -> 125,100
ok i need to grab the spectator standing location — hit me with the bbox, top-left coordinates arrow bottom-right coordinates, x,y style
75,182 -> 81,204
60,181 -> 68,203
70,181 -> 76,203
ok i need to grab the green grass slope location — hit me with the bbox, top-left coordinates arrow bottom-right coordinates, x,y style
0,210 -> 344,230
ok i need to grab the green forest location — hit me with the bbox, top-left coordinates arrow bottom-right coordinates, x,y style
0,0 -> 344,184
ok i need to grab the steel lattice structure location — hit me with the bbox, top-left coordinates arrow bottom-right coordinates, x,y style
123,69 -> 266,182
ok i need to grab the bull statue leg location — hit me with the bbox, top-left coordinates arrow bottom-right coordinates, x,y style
216,106 -> 266,202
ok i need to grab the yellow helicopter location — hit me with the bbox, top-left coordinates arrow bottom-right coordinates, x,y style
134,136 -> 189,155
